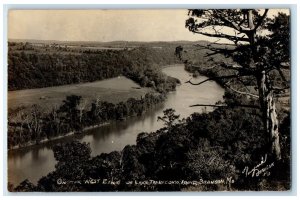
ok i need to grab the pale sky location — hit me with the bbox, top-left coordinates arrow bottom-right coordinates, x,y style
8,9 -> 289,42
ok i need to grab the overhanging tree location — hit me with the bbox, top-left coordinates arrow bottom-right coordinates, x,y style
177,9 -> 290,160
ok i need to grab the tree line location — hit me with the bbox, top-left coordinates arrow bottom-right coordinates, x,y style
8,45 -> 180,92
8,92 -> 165,149
10,93 -> 291,191
8,44 -> 180,149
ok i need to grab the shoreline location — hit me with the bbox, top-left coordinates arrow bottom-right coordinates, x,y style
7,69 -> 193,153
8,66 -> 179,152
8,122 -> 110,152
8,64 -> 227,186
8,98 -> 167,152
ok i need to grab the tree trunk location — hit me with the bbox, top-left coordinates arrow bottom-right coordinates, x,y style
248,9 -> 281,160
247,10 -> 256,45
257,71 -> 281,160
267,90 -> 281,160
248,11 -> 254,29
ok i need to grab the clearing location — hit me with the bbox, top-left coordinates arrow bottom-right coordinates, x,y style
8,76 -> 152,111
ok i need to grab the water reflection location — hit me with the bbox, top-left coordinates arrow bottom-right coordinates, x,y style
8,64 -> 224,185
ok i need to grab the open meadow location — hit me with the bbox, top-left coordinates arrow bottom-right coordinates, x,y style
8,76 -> 153,111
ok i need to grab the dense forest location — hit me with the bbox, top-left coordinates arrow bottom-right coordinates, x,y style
9,40 -> 291,191
10,92 -> 291,192
8,42 -> 180,92
8,9 -> 291,192
8,92 -> 165,149
8,43 -> 181,149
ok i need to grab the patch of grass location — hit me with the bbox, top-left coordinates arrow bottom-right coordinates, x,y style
8,76 -> 153,111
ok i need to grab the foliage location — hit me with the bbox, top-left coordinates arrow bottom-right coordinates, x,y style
53,141 -> 91,163
58,95 -> 82,131
180,9 -> 291,161
9,11 -> 291,192
8,45 -> 179,92
13,96 -> 291,191
157,108 -> 181,127
8,92 -> 165,149
13,179 -> 37,192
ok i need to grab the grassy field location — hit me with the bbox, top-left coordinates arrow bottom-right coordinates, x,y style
8,76 -> 153,111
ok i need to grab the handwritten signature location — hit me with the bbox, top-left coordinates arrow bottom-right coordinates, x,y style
242,154 -> 275,177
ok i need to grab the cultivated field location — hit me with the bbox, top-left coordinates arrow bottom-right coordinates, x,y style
8,76 -> 153,110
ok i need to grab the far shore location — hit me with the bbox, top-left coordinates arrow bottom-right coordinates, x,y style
8,122 -> 110,151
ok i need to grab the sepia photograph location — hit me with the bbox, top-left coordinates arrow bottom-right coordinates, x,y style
6,8 -> 291,192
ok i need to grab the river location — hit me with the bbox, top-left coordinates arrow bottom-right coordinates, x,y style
7,64 -> 224,186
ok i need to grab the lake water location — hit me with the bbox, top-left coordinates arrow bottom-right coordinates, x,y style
7,64 -> 224,186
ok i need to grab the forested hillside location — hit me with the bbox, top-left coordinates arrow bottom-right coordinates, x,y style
8,42 -> 180,92
11,93 -> 291,192
8,42 -> 182,149
8,9 -> 291,192
8,93 -> 165,149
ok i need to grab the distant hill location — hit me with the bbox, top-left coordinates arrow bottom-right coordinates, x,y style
8,41 -> 181,91
8,39 -> 232,48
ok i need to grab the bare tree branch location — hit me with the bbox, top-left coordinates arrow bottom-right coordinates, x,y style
272,85 -> 290,91
223,83 -> 259,98
235,77 -> 252,93
225,77 -> 252,94
276,67 -> 288,82
185,74 -> 239,85
192,43 -> 239,58
219,62 -> 244,71
254,9 -> 269,30
274,93 -> 290,97
193,43 -> 236,49
191,29 -> 249,43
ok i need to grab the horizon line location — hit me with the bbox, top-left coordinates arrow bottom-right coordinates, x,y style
8,38 -> 204,43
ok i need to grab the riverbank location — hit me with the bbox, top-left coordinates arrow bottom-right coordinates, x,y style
8,91 -> 167,151
11,65 -> 291,192
8,64 -> 225,186
8,122 -> 110,151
